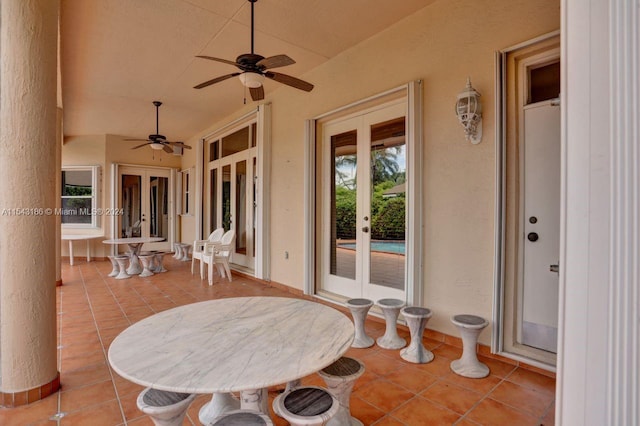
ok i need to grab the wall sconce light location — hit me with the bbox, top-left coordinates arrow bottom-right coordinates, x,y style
455,78 -> 482,144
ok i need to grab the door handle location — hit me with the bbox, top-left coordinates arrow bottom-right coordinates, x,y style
550,264 -> 559,273
362,226 -> 369,233
527,232 -> 539,242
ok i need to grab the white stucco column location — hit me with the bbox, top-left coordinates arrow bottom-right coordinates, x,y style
0,0 -> 60,405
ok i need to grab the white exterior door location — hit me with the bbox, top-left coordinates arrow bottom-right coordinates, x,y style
321,101 -> 407,301
521,100 -> 561,353
118,166 -> 173,252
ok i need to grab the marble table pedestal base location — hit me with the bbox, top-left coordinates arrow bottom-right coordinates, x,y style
450,314 -> 490,378
376,298 -> 407,350
400,307 -> 434,364
198,392 -> 240,425
346,298 -> 374,348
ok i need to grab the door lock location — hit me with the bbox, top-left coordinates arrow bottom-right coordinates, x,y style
527,232 -> 539,242
362,226 -> 369,233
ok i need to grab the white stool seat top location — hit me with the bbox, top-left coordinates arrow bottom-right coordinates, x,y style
346,298 -> 373,308
141,388 -> 192,407
284,387 -> 333,416
451,314 -> 489,329
376,298 -> 405,308
402,307 -> 432,318
320,356 -> 363,378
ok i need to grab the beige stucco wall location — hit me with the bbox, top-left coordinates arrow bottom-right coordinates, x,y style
180,0 -> 560,343
61,134 -> 181,259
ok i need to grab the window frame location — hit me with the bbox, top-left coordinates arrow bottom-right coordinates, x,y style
180,168 -> 193,216
61,165 -> 100,229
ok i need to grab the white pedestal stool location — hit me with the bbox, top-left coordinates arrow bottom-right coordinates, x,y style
450,314 -> 490,378
199,393 -> 241,425
207,409 -> 273,426
400,307 -> 434,364
107,255 -> 120,277
153,252 -> 168,273
172,243 -> 182,259
177,243 -> 191,261
346,298 -> 375,348
136,388 -> 196,426
139,254 -> 155,277
273,386 -> 339,426
317,357 -> 365,426
376,298 -> 407,349
114,255 -> 130,280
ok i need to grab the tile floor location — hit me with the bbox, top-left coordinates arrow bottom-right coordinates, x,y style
0,257 -> 556,425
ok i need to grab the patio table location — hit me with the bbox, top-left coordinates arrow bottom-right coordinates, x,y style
107,296 -> 354,423
102,237 -> 164,274
61,234 -> 103,265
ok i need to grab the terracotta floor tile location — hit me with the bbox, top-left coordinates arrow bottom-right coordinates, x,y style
352,369 -> 381,392
441,371 -> 503,394
477,355 -> 517,378
421,380 -> 483,415
410,354 -> 453,377
360,351 -> 409,376
125,416 -> 155,425
541,401 -> 555,425
391,395 -> 461,425
0,393 -> 59,425
60,350 -> 107,373
60,399 -> 124,425
432,343 -> 463,360
112,374 -> 146,397
354,378 -> 415,412
60,379 -> 117,413
60,363 -> 112,391
466,398 -> 540,426
373,415 -> 406,425
489,380 -> 554,418
120,390 -> 144,421
345,396 -> 384,424
384,364 -> 438,393
505,367 -> 557,396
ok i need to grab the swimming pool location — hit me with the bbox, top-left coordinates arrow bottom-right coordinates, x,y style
338,241 -> 406,255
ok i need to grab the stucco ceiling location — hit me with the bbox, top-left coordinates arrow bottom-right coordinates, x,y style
60,0 -> 436,143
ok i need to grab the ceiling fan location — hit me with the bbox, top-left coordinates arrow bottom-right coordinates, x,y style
125,101 -> 192,153
193,0 -> 314,101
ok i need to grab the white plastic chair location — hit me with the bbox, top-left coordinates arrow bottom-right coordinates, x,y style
191,228 -> 224,278
202,229 -> 235,285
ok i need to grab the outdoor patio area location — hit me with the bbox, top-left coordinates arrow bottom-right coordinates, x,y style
0,258 -> 555,425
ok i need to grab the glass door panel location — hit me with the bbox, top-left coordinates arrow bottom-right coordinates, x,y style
209,168 -> 218,235
222,165 -> 231,232
235,160 -> 247,255
331,129 -> 357,280
368,117 -> 406,291
149,175 -> 169,240
121,174 -> 142,238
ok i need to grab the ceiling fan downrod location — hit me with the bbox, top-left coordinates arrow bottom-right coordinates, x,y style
249,0 -> 257,54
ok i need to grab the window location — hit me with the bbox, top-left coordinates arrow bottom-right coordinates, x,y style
181,169 -> 192,215
61,165 -> 99,228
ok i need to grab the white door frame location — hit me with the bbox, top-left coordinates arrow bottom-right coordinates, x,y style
109,163 -> 176,252
196,105 -> 271,279
305,81 -> 423,306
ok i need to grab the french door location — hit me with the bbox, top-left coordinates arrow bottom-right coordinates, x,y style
118,166 -> 172,251
321,101 -> 407,301
207,150 -> 256,270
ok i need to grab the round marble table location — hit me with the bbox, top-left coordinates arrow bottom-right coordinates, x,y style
102,237 -> 164,274
108,297 -> 354,422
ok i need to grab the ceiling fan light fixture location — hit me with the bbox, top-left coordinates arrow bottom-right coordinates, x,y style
238,72 -> 264,88
149,142 -> 164,150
